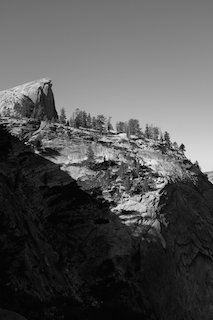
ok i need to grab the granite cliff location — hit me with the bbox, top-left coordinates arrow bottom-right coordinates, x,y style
0,78 -> 57,120
1,116 -> 213,319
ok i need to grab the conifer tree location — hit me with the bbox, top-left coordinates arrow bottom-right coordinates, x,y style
86,113 -> 92,128
194,160 -> 200,169
153,126 -> 160,140
144,123 -> 150,139
80,111 -> 87,128
96,115 -> 107,134
107,117 -> 114,132
116,121 -> 126,133
128,119 -> 140,136
59,108 -> 67,124
173,141 -> 179,149
92,116 -> 97,130
164,131 -> 171,145
73,109 -> 81,128
69,116 -> 75,127
179,143 -> 186,152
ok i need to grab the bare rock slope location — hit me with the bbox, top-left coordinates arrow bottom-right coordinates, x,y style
205,171 -> 213,184
0,78 -> 57,120
1,119 -> 213,319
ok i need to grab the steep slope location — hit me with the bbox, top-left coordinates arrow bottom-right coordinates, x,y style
0,124 -> 155,319
205,171 -> 213,184
1,119 -> 213,319
0,78 -> 57,120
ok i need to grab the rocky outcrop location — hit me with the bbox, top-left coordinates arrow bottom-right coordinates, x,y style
2,121 -> 213,319
205,171 -> 213,184
0,78 -> 58,120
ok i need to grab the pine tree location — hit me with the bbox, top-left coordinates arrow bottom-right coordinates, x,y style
173,141 -> 179,149
179,143 -> 186,152
92,116 -> 97,130
126,123 -> 131,140
107,117 -> 114,132
73,109 -> 81,128
86,113 -> 92,128
128,119 -> 140,136
144,123 -> 150,139
194,160 -> 200,169
96,115 -> 107,134
153,126 -> 160,140
59,108 -> 67,124
164,131 -> 171,145
69,116 -> 75,127
79,111 -> 87,128
116,121 -> 126,133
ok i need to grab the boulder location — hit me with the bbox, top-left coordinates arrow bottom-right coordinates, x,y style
0,78 -> 58,120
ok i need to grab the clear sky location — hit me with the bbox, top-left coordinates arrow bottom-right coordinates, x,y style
0,0 -> 213,172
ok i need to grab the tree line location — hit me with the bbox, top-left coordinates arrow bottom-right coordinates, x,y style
58,107 -> 185,151
59,108 -> 113,134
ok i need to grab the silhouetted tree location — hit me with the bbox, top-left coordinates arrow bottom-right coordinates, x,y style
153,126 -> 160,140
92,116 -> 97,130
86,113 -> 92,128
164,131 -> 171,146
128,119 -> 140,136
173,141 -> 179,149
73,108 -> 81,128
194,160 -> 200,169
179,143 -> 186,153
69,116 -> 75,127
59,108 -> 67,124
116,121 -> 126,133
96,115 -> 107,134
107,117 -> 114,132
144,123 -> 151,139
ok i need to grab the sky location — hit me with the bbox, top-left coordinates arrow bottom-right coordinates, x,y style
0,0 -> 213,172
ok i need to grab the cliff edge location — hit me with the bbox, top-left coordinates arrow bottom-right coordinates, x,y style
0,78 -> 58,120
1,119 -> 213,319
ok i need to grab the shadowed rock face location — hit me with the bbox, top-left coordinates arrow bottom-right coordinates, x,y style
2,121 -> 213,319
0,309 -> 28,320
0,78 -> 58,120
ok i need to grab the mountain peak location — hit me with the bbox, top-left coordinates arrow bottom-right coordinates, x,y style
0,78 -> 57,120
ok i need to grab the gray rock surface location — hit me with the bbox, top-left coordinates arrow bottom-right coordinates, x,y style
0,78 -> 57,120
1,120 -> 213,319
205,171 -> 213,184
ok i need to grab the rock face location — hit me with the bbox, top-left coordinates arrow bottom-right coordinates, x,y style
205,171 -> 213,184
2,120 -> 213,319
0,78 -> 58,120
